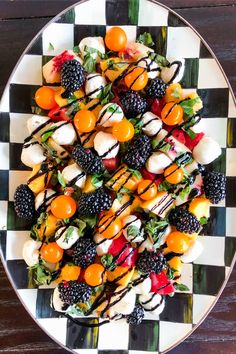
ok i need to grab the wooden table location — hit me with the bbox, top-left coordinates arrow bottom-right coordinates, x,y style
0,1 -> 235,353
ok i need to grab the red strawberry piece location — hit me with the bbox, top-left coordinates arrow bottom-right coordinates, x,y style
154,177 -> 163,187
48,105 -> 69,122
151,98 -> 165,117
184,132 -> 204,150
140,167 -> 157,181
102,157 -> 120,172
52,50 -> 75,72
150,271 -> 175,294
172,128 -> 186,144
108,234 -> 139,267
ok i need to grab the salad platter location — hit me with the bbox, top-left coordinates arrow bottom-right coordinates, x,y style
0,0 -> 235,353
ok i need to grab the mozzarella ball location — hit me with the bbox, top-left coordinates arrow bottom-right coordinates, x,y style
51,286 -> 67,312
140,111 -> 162,136
79,37 -> 105,62
55,226 -> 81,250
193,136 -> 221,165
97,103 -> 123,127
161,58 -> 185,84
21,140 -> 46,168
85,73 -> 107,99
139,293 -> 165,315
94,131 -> 119,159
139,236 -> 154,253
152,129 -> 168,147
52,122 -> 77,145
35,189 -> 56,211
22,239 -> 42,267
62,163 -> 86,188
137,56 -> 160,79
146,152 -> 172,174
122,215 -> 144,243
181,240 -> 203,263
134,277 -> 152,295
109,287 -> 136,316
27,115 -> 51,135
94,233 -> 112,256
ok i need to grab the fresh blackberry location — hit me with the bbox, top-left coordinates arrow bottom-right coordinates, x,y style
72,238 -> 96,268
14,184 -> 35,219
61,60 -> 86,97
120,90 -> 148,117
122,134 -> 151,169
168,207 -> 201,234
77,188 -> 112,215
72,144 -> 105,175
203,171 -> 226,204
126,304 -> 145,325
58,281 -> 92,305
146,78 -> 167,99
137,250 -> 166,275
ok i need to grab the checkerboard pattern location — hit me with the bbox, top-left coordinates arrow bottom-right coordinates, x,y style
0,0 -> 236,353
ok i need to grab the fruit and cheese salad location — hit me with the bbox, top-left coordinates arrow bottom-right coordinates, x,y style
14,27 -> 226,325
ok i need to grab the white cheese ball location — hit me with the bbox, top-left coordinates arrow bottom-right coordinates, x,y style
35,189 -> 56,211
137,56 -> 160,79
97,103 -> 124,127
27,115 -> 51,135
62,163 -> 86,188
139,293 -> 165,315
21,140 -> 46,168
122,215 -> 144,243
55,226 -> 81,250
94,233 -> 113,256
51,286 -> 67,312
22,239 -> 42,267
94,131 -> 119,159
52,122 -> 77,145
85,73 -> 107,99
152,129 -> 168,146
146,152 -> 172,174
140,111 -> 162,136
193,136 -> 221,165
181,240 -> 203,263
79,37 -> 105,62
161,58 -> 185,84
110,287 -> 136,316
134,277 -> 152,295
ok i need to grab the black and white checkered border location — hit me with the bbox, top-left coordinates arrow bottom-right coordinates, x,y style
0,0 -> 236,353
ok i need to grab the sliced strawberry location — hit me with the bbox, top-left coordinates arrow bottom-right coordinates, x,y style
108,234 -> 139,267
150,271 -> 175,295
52,50 -> 75,73
102,157 -> 120,172
154,177 -> 163,187
151,99 -> 165,117
140,167 -> 157,181
172,128 -> 186,144
184,131 -> 204,150
48,105 -> 69,122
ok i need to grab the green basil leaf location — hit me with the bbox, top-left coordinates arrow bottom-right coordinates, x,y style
128,168 -> 142,180
152,139 -> 160,149
158,180 -> 172,191
200,216 -> 208,225
127,225 -> 140,237
91,174 -> 103,188
83,54 -> 96,73
29,262 -> 52,286
159,142 -> 172,153
167,267 -> 177,280
179,185 -> 191,200
185,129 -> 197,140
136,32 -> 154,47
67,94 -> 77,104
97,83 -> 114,105
73,45 -> 80,54
179,97 -> 201,117
63,226 -> 75,243
101,254 -> 116,271
57,170 -> 66,188
174,283 -> 190,291
148,51 -> 169,67
41,129 -> 55,142
79,215 -> 97,228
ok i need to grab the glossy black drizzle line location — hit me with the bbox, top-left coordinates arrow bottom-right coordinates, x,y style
67,172 -> 86,187
164,252 -> 183,261
116,172 -> 133,193
141,116 -> 160,129
145,296 -> 164,312
80,129 -> 96,147
166,60 -> 182,84
24,118 -> 53,143
100,141 -> 120,159
23,140 -> 40,149
64,313 -> 110,327
150,193 -> 169,212
158,197 -> 175,216
37,191 -> 58,213
141,292 -> 157,305
27,164 -> 55,184
97,104 -> 120,126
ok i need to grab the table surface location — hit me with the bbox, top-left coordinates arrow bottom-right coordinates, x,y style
0,0 -> 235,353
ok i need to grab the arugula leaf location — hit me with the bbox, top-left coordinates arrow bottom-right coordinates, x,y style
159,142 -> 172,153
101,254 -> 116,271
179,185 -> 191,200
167,267 -> 177,280
158,180 -> 172,191
84,46 -> 108,59
91,173 -> 103,188
57,170 -> 66,188
73,45 -> 80,54
97,83 -> 114,105
185,129 -> 196,140
148,51 -> 169,67
136,32 -> 154,47
200,216 -> 208,225
79,215 -> 97,228
48,42 -> 54,51
145,219 -> 169,248
83,54 -> 96,73
128,168 -> 142,180
180,97 -> 201,117
127,225 -> 140,238
30,262 -> 52,286
174,283 -> 190,291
